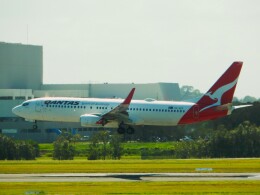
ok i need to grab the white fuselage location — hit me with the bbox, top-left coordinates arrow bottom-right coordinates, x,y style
12,97 -> 195,127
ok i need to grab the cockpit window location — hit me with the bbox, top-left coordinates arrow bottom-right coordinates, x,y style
22,102 -> 29,106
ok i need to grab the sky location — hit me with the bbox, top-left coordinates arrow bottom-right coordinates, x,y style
0,0 -> 260,98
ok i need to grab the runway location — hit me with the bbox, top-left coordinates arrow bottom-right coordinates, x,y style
0,173 -> 260,182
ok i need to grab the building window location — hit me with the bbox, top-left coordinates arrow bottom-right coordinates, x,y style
15,96 -> 25,100
0,96 -> 12,100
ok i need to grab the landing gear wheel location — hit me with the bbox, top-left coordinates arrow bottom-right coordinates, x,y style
126,127 -> 135,134
117,127 -> 125,134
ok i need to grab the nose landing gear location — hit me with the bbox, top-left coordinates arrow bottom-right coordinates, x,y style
33,121 -> 38,129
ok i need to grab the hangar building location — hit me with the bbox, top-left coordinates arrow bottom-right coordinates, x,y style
0,42 -> 181,142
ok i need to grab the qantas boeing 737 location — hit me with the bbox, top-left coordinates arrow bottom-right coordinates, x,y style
12,61 -> 250,134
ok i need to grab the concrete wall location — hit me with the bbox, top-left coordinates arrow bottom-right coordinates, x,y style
0,42 -> 42,90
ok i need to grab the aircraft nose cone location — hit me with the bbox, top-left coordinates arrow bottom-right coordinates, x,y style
12,106 -> 21,116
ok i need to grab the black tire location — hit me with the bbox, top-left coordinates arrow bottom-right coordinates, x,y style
117,127 -> 125,134
33,124 -> 38,129
126,127 -> 135,134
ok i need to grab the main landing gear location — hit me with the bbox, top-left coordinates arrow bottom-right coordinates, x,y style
117,122 -> 135,134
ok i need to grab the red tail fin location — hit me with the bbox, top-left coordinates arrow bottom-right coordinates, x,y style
198,61 -> 243,112
179,61 -> 243,124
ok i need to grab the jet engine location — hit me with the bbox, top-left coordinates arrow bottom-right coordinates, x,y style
80,114 -> 102,127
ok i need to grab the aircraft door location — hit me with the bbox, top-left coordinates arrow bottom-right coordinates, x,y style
193,105 -> 199,119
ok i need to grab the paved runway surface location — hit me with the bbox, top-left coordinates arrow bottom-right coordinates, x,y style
0,173 -> 260,182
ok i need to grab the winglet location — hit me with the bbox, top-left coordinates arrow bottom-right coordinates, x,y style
122,88 -> 135,105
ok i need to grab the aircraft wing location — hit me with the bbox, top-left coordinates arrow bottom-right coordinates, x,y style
96,88 -> 135,125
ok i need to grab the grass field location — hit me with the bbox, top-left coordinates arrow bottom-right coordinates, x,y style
0,158 -> 260,174
0,181 -> 260,194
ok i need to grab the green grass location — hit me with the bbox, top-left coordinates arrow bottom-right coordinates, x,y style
0,158 -> 260,174
0,181 -> 260,194
123,141 -> 174,149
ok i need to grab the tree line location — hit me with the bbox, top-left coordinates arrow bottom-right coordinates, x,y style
0,134 -> 39,160
141,121 -> 260,159
2,120 -> 259,160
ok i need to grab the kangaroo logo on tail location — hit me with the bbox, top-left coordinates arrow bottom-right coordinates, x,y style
197,61 -> 243,113
200,78 -> 239,112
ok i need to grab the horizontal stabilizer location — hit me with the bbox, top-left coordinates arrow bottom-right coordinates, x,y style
232,104 -> 253,110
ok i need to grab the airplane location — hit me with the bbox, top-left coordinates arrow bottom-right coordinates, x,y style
12,61 -> 251,134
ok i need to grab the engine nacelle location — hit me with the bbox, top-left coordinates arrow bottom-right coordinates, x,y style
80,114 -> 102,127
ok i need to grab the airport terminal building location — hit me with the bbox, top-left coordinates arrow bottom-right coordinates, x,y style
0,42 -> 181,142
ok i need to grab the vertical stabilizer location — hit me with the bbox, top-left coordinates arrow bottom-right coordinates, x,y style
198,61 -> 243,112
179,61 -> 243,124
